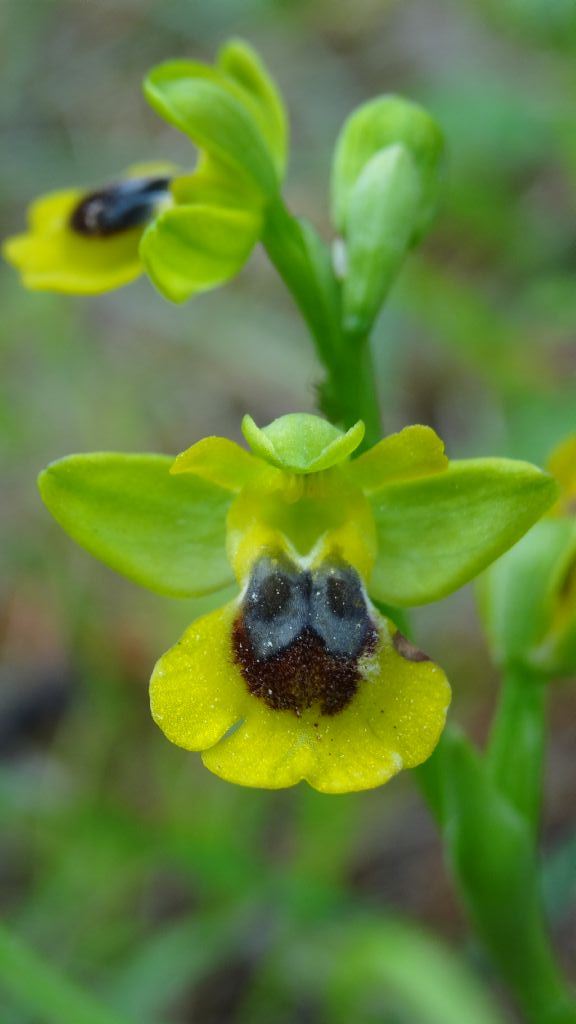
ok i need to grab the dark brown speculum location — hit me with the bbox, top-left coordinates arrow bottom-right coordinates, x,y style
232,554 -> 378,716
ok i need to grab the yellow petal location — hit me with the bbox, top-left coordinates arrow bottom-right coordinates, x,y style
347,424 -> 448,494
4,187 -> 144,294
151,600 -> 450,794
150,603 -> 246,750
201,613 -> 451,793
4,229 -> 143,294
171,436 -> 272,492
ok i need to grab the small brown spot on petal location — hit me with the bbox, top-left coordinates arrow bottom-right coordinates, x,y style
393,631 -> 430,663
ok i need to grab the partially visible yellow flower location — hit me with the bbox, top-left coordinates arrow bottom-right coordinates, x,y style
3,165 -> 173,294
480,434 -> 576,675
38,413 -> 556,792
548,435 -> 576,518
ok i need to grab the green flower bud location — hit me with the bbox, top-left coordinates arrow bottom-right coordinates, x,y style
331,96 -> 444,334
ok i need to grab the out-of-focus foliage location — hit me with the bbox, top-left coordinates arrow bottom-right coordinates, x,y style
1,0 -> 576,1020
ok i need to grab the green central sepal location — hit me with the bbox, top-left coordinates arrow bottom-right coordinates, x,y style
241,413 -> 365,473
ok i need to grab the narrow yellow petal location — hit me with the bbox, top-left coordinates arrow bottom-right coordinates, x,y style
348,424 -> 448,494
172,436 -> 270,492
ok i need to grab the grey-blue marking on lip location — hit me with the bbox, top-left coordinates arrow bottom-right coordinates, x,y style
242,554 -> 309,661
309,562 -> 371,658
242,554 -> 372,662
70,175 -> 171,237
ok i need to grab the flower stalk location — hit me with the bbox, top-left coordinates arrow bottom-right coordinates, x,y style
262,198 -> 381,447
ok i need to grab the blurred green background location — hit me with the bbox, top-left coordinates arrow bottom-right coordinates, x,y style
1,0 -> 576,1021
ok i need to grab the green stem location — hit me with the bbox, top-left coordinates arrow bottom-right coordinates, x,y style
486,664 -> 548,837
262,198 -> 381,445
329,333 -> 382,450
262,198 -> 340,365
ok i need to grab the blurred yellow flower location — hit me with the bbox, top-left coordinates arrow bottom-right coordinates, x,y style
3,166 -> 173,294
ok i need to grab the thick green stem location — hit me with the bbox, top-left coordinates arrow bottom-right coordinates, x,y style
486,664 -> 548,837
328,334 -> 382,450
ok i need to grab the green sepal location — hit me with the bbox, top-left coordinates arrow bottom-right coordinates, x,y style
144,59 -> 279,198
331,95 -> 444,241
170,160 -> 257,209
368,458 -> 557,606
340,144 -> 423,333
241,413 -> 365,473
38,453 -> 234,597
140,203 -> 261,303
217,39 -> 287,177
478,517 -> 576,674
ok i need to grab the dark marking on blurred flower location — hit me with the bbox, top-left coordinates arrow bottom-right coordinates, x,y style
70,176 -> 171,237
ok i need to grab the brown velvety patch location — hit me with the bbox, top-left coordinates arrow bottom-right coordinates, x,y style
393,631 -> 430,663
232,618 -> 378,717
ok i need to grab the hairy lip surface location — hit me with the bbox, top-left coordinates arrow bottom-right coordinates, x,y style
232,617 -> 378,716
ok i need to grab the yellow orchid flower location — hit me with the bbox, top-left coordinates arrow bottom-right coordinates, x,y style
38,413 -> 556,792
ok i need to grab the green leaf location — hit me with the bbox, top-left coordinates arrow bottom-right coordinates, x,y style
0,920 -> 130,1024
217,39 -> 287,177
144,61 -> 279,197
324,916 -> 507,1024
419,729 -> 576,1024
331,94 -> 444,240
38,453 -> 234,597
241,413 -> 365,473
341,144 -> 423,333
140,204 -> 261,303
368,458 -> 557,605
